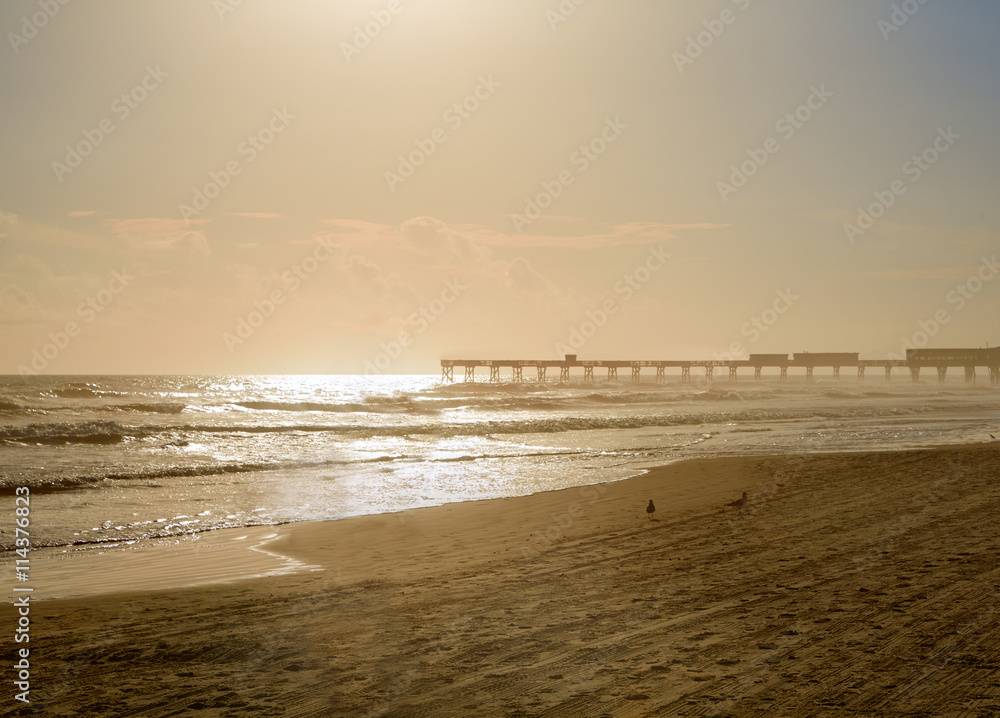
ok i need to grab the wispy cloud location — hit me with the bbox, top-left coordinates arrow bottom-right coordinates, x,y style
864,267 -> 979,280
458,221 -> 730,249
318,218 -> 729,249
68,210 -> 99,218
225,212 -> 283,219
321,218 -> 393,234
104,217 -> 212,258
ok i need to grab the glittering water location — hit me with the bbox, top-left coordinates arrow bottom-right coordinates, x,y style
1,374 -> 996,550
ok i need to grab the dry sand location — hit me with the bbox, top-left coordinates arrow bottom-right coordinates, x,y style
7,443 -> 1000,716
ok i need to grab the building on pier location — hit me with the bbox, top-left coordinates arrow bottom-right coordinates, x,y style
906,347 -> 1000,384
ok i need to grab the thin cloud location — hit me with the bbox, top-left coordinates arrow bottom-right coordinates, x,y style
321,218 -> 393,234
318,218 -> 729,249
68,210 -> 99,218
105,217 -> 210,236
864,267 -> 977,280
463,221 -> 730,249
225,212 -> 283,219
104,217 -> 212,258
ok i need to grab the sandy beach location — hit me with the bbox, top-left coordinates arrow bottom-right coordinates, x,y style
9,443 -> 1000,716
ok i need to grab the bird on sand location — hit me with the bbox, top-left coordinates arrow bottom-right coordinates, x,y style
991,434 -> 996,439
646,500 -> 656,521
725,492 -> 749,515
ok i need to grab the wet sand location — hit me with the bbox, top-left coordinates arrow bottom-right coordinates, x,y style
9,443 -> 1000,716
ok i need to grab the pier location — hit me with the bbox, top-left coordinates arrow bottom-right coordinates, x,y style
441,349 -> 1000,385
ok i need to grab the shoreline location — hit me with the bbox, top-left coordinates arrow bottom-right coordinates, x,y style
10,442 -> 1000,715
16,441 -> 999,602
8,526 -> 320,602
15,451 -> 735,601
20,439 -> 840,602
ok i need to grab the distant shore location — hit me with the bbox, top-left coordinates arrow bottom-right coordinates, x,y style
12,442 -> 1000,715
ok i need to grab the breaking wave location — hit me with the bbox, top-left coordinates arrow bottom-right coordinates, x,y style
0,420 -> 131,445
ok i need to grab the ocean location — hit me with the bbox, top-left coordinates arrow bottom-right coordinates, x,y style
0,374 -> 996,554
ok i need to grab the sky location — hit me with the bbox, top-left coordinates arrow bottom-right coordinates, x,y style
1,0 -> 998,375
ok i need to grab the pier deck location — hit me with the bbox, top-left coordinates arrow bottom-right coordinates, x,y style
440,349 -> 1000,384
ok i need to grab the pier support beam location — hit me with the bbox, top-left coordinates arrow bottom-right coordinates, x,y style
858,366 -> 865,382
705,366 -> 713,382
780,367 -> 787,381
536,366 -> 546,383
937,366 -> 947,383
512,366 -> 523,383
489,366 -> 500,383
991,366 -> 1000,385
442,365 -> 454,382
559,366 -> 569,382
806,367 -> 814,381
656,366 -> 665,383
885,366 -> 892,382
632,366 -> 641,383
465,366 -> 475,382
910,366 -> 920,382
965,366 -> 976,384
584,366 -> 594,382
607,367 -> 618,381
729,366 -> 738,382
681,366 -> 690,383
833,366 -> 840,379
754,367 -> 762,382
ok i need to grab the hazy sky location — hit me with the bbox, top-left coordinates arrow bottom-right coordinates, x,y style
2,0 -> 998,374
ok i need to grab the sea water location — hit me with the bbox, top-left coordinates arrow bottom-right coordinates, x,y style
0,374 -> 996,553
